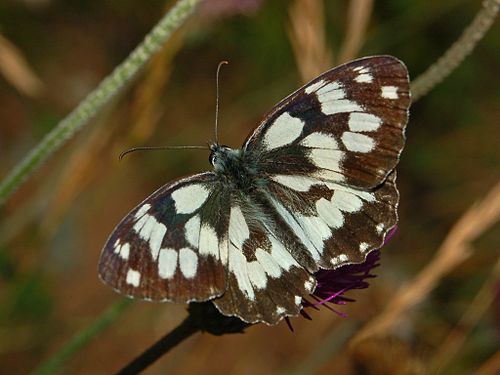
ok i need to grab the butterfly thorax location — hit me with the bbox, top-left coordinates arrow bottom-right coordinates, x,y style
209,144 -> 260,193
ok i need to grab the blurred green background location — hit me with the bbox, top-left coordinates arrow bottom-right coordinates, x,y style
0,0 -> 498,374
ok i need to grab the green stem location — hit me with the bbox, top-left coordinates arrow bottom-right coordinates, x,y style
411,0 -> 499,102
32,299 -> 133,375
0,0 -> 201,206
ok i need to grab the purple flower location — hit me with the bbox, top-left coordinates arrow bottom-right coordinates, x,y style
296,227 -> 397,324
301,250 -> 381,318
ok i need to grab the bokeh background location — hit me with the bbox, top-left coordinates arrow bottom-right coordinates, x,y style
0,0 -> 499,374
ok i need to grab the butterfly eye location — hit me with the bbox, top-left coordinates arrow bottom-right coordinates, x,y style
209,153 -> 217,165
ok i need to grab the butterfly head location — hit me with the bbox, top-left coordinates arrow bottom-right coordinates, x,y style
209,143 -> 236,172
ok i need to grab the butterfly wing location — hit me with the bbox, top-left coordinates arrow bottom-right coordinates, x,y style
261,170 -> 399,271
239,56 -> 409,271
211,201 -> 316,324
99,170 -> 316,324
244,55 -> 410,189
98,172 -> 230,303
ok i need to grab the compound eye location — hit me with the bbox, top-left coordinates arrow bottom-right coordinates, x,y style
209,153 -> 217,165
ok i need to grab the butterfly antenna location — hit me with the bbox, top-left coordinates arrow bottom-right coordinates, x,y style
119,145 -> 207,161
214,60 -> 228,144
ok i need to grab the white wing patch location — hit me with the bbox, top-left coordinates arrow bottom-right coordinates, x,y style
135,204 -> 151,219
228,205 -> 254,298
179,247 -> 198,278
271,175 -> 318,192
331,190 -> 364,213
269,197 -> 321,261
304,279 -> 315,292
331,254 -> 348,265
126,269 -> 141,287
316,197 -> 345,229
113,240 -> 130,260
295,214 -> 331,253
315,184 -> 375,229
229,206 -> 250,249
228,243 -> 255,299
199,224 -> 219,258
158,248 -> 178,279
184,215 -> 201,247
247,261 -> 267,289
300,132 -> 339,149
348,112 -> 382,132
376,223 -> 385,234
381,86 -> 399,99
354,67 -> 373,83
327,183 -> 376,203
312,169 -> 346,183
171,184 -> 210,214
119,243 -> 130,260
304,79 -> 326,94
359,242 -> 370,252
315,81 -> 363,115
308,148 -> 345,171
263,112 -> 304,150
133,213 -> 167,260
341,131 -> 375,153
255,248 -> 282,278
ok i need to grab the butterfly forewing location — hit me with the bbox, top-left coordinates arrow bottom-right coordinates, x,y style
245,56 -> 410,189
99,173 -> 229,303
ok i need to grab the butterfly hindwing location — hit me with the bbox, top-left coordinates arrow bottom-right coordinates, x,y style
264,171 -> 399,270
245,55 -> 410,189
212,203 -> 316,324
99,172 -> 229,303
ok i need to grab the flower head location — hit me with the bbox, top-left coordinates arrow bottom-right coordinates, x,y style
301,250 -> 381,319
299,226 -> 397,321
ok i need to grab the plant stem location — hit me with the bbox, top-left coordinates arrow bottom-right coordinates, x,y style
116,316 -> 199,375
0,0 -> 201,206
411,0 -> 499,102
32,299 -> 133,375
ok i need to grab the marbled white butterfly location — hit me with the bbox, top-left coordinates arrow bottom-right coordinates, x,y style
99,56 -> 410,325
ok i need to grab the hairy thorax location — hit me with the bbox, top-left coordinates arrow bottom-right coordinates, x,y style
209,145 -> 260,193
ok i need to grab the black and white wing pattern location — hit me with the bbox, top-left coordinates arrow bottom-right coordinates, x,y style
245,55 -> 410,189
99,173 -> 229,303
99,55 -> 410,325
241,55 -> 410,270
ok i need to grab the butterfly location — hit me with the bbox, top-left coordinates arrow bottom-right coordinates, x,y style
99,56 -> 410,325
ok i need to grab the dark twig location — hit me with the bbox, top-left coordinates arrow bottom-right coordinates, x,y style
116,315 -> 199,375
116,302 -> 248,374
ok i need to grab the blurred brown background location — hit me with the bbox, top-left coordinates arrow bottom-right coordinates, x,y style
0,0 -> 498,374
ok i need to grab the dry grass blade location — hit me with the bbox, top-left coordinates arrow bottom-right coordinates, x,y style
430,257 -> 500,373
0,33 -> 43,97
350,181 -> 500,346
338,0 -> 374,64
41,119 -> 116,234
287,0 -> 333,83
